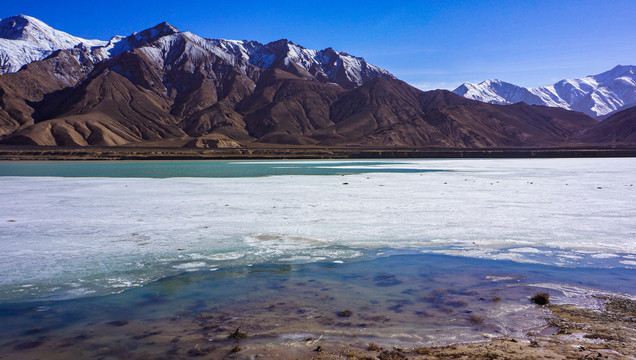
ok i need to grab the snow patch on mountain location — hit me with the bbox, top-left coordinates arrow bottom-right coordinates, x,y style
211,38 -> 395,88
91,22 -> 181,62
0,15 -> 106,74
454,65 -> 636,118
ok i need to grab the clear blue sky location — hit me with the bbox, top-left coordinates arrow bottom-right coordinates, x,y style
2,0 -> 635,90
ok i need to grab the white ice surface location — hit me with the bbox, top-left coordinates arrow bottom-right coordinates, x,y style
0,158 -> 635,300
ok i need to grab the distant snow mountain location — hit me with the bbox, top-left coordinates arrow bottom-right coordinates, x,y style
0,16 -> 394,89
454,65 -> 636,119
0,15 -> 106,74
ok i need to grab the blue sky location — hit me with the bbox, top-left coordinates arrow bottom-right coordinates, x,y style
2,1 -> 635,90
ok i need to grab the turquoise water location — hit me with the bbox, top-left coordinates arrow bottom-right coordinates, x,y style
0,160 -> 448,178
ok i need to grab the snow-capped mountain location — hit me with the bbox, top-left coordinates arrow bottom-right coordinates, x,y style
96,27 -> 395,89
0,15 -> 106,74
454,65 -> 636,119
0,15 -> 406,147
0,15 -> 394,89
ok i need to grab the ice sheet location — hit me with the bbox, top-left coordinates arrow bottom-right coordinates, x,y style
0,158 -> 634,300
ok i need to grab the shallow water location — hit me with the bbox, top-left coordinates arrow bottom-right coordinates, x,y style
1,253 -> 633,359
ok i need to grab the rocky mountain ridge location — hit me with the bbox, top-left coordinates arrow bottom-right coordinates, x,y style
0,15 -> 633,148
0,15 -> 394,88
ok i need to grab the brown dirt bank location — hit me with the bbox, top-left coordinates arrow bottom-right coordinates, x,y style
1,145 -> 636,161
3,297 -> 634,359
315,297 -> 636,359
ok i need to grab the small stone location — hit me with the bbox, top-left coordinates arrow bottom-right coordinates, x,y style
106,320 -> 128,327
187,344 -> 206,357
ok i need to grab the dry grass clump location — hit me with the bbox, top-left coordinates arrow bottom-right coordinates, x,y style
342,350 -> 374,359
414,347 -> 430,355
229,327 -> 247,340
530,292 -> 550,305
377,348 -> 408,360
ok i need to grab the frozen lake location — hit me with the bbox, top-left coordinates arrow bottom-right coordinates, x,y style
1,158 -> 635,301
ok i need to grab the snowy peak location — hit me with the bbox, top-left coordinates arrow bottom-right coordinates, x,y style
454,65 -> 636,119
90,22 -> 182,61
0,15 -> 105,49
454,79 -> 524,105
0,15 -> 33,40
0,15 -> 86,45
210,38 -> 395,89
596,64 -> 635,81
0,15 -> 106,74
131,22 -> 179,46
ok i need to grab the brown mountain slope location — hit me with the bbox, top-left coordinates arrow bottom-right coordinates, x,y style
237,69 -> 345,144
318,78 -> 598,147
2,31 -> 260,146
0,31 -> 601,148
179,102 -> 251,141
0,48 -> 94,135
575,105 -> 636,144
4,70 -> 185,146
0,68 -> 600,148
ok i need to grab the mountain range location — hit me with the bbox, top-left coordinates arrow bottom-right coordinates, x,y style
453,65 -> 636,119
0,15 -> 634,148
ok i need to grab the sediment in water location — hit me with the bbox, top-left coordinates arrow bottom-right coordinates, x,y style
0,254 -> 634,359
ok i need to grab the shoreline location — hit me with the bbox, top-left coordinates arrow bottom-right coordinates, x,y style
318,297 -> 636,359
318,297 -> 636,360
6,300 -> 634,359
2,289 -> 634,359
1,145 -> 636,161
1,253 -> 634,359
